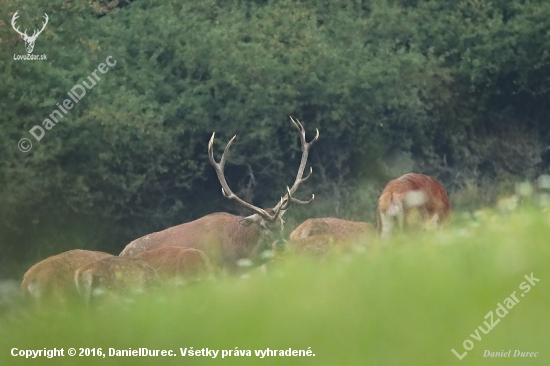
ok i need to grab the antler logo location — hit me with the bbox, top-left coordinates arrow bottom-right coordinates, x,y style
11,11 -> 49,54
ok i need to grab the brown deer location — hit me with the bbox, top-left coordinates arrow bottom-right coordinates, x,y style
120,117 -> 318,270
74,256 -> 160,304
289,218 -> 375,256
287,235 -> 337,256
134,247 -> 213,284
21,249 -> 113,303
290,217 -> 375,242
377,173 -> 451,238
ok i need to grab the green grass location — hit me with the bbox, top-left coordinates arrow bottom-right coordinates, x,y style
1,207 -> 549,366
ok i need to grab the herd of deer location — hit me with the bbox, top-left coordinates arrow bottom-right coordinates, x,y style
21,118 -> 451,305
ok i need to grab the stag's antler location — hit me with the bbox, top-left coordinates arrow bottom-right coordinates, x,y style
30,13 -> 49,40
11,11 -> 27,38
208,116 -> 318,222
272,116 -> 319,212
209,133 -> 276,221
11,11 -> 48,39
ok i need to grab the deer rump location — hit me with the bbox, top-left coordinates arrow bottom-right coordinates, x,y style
290,217 -> 374,241
377,173 -> 450,236
289,218 -> 375,256
21,249 -> 113,301
120,213 -> 268,269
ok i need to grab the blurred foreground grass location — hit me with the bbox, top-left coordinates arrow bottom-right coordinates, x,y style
0,207 -> 549,366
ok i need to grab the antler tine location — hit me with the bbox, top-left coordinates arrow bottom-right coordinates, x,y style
287,116 -> 319,196
208,132 -> 276,221
272,192 -> 290,218
282,186 -> 314,208
290,194 -> 315,205
299,166 -> 313,183
11,11 -> 27,37
31,13 -> 48,39
272,117 -> 318,212
38,13 -> 48,33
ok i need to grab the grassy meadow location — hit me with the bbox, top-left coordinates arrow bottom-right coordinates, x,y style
0,206 -> 549,366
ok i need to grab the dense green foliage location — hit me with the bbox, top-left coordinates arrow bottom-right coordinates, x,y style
1,207 -> 549,365
1,0 -> 549,269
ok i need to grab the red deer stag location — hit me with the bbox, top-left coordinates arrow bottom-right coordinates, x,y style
120,117 -> 318,270
135,247 -> 213,284
21,249 -> 113,303
377,173 -> 451,238
74,257 -> 160,304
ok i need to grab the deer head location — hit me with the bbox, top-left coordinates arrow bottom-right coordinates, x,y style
11,11 -> 48,54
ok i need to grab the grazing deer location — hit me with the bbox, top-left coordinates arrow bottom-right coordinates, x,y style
120,117 -> 318,270
134,247 -> 213,284
21,249 -> 113,303
377,173 -> 451,238
74,257 -> 160,304
289,218 -> 375,256
288,235 -> 338,257
290,217 -> 375,242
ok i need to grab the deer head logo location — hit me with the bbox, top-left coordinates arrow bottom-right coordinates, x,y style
11,11 -> 48,54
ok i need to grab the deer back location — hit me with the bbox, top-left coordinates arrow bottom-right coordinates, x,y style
74,256 -> 159,304
21,249 -> 113,302
120,213 -> 264,269
134,247 -> 213,282
290,217 -> 375,241
377,173 -> 451,237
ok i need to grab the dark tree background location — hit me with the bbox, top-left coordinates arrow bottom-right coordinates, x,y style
1,0 -> 549,276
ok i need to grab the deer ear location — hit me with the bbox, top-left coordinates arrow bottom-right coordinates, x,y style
239,214 -> 261,226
